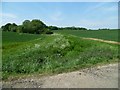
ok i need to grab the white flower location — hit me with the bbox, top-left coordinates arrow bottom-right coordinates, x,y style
34,44 -> 40,48
61,44 -> 66,49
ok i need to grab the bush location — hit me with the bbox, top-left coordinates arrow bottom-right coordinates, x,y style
46,31 -> 53,34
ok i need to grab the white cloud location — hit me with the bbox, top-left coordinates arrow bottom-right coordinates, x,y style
50,11 -> 63,22
0,13 -> 17,18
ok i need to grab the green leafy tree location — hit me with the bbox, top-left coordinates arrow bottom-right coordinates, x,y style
1,19 -> 53,34
30,19 -> 47,34
48,26 -> 58,30
9,23 -> 17,32
2,23 -> 18,32
17,25 -> 23,33
22,20 -> 31,33
2,23 -> 12,31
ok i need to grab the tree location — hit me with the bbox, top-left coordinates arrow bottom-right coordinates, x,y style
2,23 -> 12,31
48,26 -> 58,30
9,23 -> 17,32
1,19 -> 53,34
1,23 -> 18,32
17,25 -> 23,33
30,19 -> 47,34
22,20 -> 31,33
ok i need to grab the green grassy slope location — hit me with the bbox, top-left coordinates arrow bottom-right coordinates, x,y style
54,30 -> 118,42
2,32 -> 119,80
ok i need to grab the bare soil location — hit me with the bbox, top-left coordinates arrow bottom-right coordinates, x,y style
2,63 -> 118,88
82,37 -> 120,45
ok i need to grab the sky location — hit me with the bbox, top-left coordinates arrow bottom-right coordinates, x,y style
1,2 -> 118,29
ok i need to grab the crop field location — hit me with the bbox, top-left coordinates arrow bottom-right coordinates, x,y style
2,31 -> 42,50
54,30 -> 119,42
2,31 -> 42,43
2,31 -> 119,80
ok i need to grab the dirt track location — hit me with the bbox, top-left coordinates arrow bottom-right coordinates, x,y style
82,37 -> 120,45
2,63 -> 118,88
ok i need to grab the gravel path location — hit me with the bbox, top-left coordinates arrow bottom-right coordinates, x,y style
2,63 -> 118,88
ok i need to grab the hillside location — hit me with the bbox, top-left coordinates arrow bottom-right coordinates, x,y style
2,31 -> 119,80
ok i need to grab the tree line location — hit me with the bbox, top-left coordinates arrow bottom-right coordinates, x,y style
1,19 -> 89,35
48,26 -> 87,30
1,19 -> 53,34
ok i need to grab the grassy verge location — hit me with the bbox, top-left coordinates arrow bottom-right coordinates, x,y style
2,32 -> 119,80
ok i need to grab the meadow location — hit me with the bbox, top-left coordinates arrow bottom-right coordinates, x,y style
2,30 -> 119,80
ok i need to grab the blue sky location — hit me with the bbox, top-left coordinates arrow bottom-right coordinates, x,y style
1,2 -> 118,29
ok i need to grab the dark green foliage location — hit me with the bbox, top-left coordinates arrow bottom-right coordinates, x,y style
48,26 -> 58,30
98,28 -> 110,30
9,23 -> 18,32
22,20 -> 31,33
2,23 -> 17,32
58,26 -> 87,30
1,23 -> 11,31
21,19 -> 48,34
45,30 -> 53,34
48,26 -> 87,31
1,19 -> 53,35
17,25 -> 23,33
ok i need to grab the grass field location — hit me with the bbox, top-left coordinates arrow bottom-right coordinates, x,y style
54,30 -> 119,42
2,31 -> 119,80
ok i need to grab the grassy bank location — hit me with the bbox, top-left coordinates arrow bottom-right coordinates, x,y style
2,31 -> 119,80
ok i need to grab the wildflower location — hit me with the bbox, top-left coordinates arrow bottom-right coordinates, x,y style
34,44 -> 40,48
